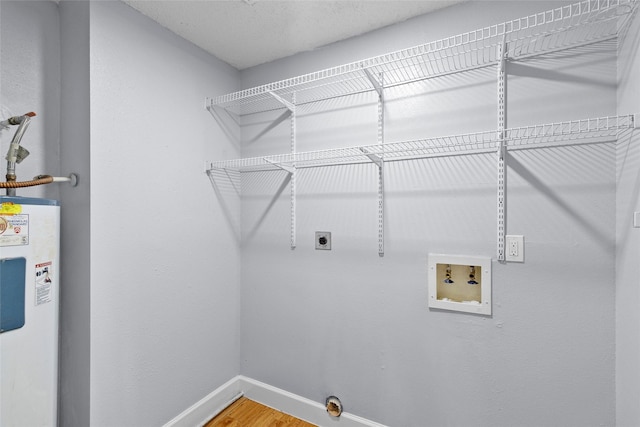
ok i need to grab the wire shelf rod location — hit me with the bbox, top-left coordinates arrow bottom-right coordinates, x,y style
219,60 -> 497,118
508,33 -> 617,63
207,135 -> 627,173
206,135 -> 621,174
206,115 -> 635,173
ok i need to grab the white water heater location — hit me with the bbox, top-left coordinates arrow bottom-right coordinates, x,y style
0,196 -> 60,426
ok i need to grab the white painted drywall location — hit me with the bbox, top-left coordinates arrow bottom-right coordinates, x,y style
239,2 -> 617,426
616,6 -> 640,426
89,2 -> 241,426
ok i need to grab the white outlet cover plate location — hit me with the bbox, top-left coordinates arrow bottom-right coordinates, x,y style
505,235 -> 524,262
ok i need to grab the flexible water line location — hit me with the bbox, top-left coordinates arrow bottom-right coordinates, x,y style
0,175 -> 54,188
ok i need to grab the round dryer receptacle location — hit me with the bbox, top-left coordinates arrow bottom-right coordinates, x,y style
325,396 -> 342,417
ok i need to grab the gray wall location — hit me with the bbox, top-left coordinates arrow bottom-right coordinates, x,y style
616,5 -> 640,426
59,2 -> 90,426
89,2 -> 241,425
239,2 -> 618,426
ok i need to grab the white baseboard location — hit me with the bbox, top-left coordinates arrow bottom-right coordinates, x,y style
163,375 -> 388,427
162,376 -> 243,427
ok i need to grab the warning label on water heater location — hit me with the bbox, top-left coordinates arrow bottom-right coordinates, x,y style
0,214 -> 29,247
35,261 -> 54,306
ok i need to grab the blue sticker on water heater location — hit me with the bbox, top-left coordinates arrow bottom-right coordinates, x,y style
0,257 -> 27,333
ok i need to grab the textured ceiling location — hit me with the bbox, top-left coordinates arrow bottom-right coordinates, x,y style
121,0 -> 467,70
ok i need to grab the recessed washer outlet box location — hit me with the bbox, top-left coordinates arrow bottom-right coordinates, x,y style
315,232 -> 331,250
428,254 -> 492,315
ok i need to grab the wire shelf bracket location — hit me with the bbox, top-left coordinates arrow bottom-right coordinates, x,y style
360,148 -> 383,168
263,158 -> 295,175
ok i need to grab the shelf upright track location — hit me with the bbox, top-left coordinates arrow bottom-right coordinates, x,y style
290,92 -> 297,250
497,34 -> 508,263
266,90 -> 297,250
377,73 -> 385,258
363,69 -> 385,256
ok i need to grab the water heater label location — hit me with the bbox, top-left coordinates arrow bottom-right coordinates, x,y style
0,202 -> 22,215
0,214 -> 29,247
35,261 -> 53,306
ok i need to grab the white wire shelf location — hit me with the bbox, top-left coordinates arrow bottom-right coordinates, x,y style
205,115 -> 636,173
207,0 -> 636,116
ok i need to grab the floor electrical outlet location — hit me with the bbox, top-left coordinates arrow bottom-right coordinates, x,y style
315,232 -> 331,250
505,235 -> 524,262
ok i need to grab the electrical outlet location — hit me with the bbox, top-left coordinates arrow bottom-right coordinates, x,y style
509,239 -> 518,257
315,232 -> 331,250
505,235 -> 524,262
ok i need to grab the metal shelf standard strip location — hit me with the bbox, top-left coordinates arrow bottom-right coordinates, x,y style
497,35 -> 508,262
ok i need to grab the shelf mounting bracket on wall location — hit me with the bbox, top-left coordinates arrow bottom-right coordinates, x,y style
363,68 -> 383,97
359,148 -> 383,168
496,34 -> 508,262
268,91 -> 295,112
263,159 -> 295,175
364,68 -> 385,257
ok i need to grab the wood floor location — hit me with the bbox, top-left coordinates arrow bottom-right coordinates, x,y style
205,397 -> 317,427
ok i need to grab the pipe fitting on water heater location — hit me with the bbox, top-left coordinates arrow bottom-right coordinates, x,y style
1,111 -> 78,195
